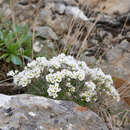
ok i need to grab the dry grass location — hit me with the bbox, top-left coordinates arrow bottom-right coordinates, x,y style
31,0 -> 42,59
60,2 -> 107,60
118,82 -> 130,106
98,107 -> 130,130
118,82 -> 130,98
62,16 -> 100,58
97,81 -> 130,130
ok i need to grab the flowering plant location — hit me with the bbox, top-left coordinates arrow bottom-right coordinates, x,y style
7,54 -> 120,106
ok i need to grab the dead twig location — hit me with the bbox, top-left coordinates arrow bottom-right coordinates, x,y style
31,0 -> 42,59
0,83 -> 13,87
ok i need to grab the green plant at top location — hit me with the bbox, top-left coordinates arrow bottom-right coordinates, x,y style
0,22 -> 32,65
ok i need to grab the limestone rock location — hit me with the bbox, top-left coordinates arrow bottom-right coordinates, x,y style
0,0 -> 3,4
54,3 -> 66,14
35,26 -> 58,40
119,40 -> 130,52
38,8 -> 52,25
82,0 -> 130,15
101,40 -> 130,81
65,6 -> 88,21
33,41 -> 43,53
2,4 -> 11,17
105,47 -> 122,62
0,94 -> 108,130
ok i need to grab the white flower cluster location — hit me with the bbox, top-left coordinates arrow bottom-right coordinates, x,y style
47,83 -> 61,98
7,53 -> 120,102
80,81 -> 96,102
88,68 -> 120,102
7,70 -> 18,77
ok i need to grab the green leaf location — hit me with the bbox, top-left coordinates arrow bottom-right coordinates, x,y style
6,56 -> 11,63
24,55 -> 32,61
6,31 -> 15,43
6,43 -> 19,53
11,55 -> 22,65
0,53 -> 8,60
24,49 -> 32,56
0,42 -> 4,47
0,31 -> 4,40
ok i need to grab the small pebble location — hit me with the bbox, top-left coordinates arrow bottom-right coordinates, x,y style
4,107 -> 14,116
54,120 -> 59,124
28,112 -> 36,117
10,127 -> 17,130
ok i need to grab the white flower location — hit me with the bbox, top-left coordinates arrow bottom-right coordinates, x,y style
36,57 -> 49,67
15,70 -> 19,74
78,61 -> 90,73
85,81 -> 96,91
18,77 -> 31,87
66,82 -> 75,92
52,93 -> 58,98
49,58 -> 61,69
69,87 -> 75,92
27,60 -> 37,68
80,90 -> 96,102
54,72 -> 62,82
31,67 -> 41,78
80,91 -> 91,102
90,68 -> 105,81
7,70 -> 16,77
47,83 -> 61,98
75,70 -> 85,81
48,69 -> 54,73
46,74 -> 55,83
80,81 -> 97,102
47,89 -> 58,98
105,74 -> 113,84
66,82 -> 71,87
106,85 -> 120,102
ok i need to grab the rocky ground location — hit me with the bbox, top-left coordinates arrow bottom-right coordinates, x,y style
0,0 -> 130,129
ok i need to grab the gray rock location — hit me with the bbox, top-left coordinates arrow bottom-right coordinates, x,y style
35,26 -> 58,40
81,55 -> 97,65
119,40 -> 130,52
84,0 -> 130,15
127,32 -> 130,38
0,94 -> 108,130
45,40 -> 56,49
105,47 -> 122,62
18,0 -> 78,6
59,38 -> 67,47
18,0 -> 29,5
100,62 -> 127,79
0,0 -> 3,4
100,39 -> 130,81
65,6 -> 88,21
33,41 -> 43,53
123,125 -> 130,130
2,4 -> 11,17
45,0 -> 77,6
38,8 -> 52,24
100,46 -> 130,81
54,3 -> 66,14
